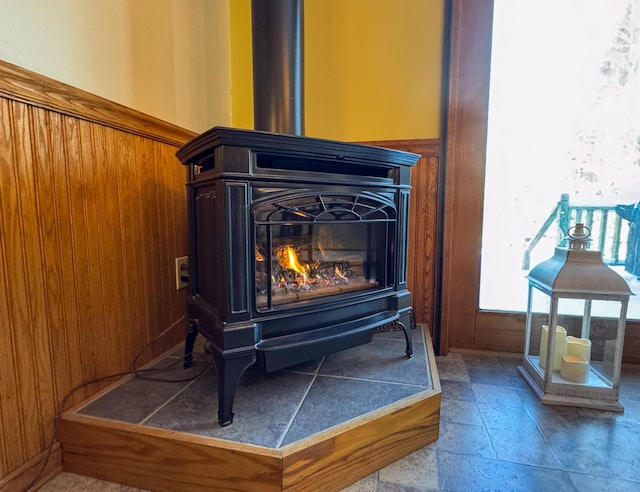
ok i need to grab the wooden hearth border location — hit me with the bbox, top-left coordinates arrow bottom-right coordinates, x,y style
57,332 -> 441,492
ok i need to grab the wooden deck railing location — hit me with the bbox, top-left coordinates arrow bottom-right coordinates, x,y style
522,193 -> 627,269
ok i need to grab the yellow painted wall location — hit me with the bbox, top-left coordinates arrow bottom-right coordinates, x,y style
0,0 -> 232,133
230,0 -> 444,141
230,0 -> 255,130
0,0 -> 443,139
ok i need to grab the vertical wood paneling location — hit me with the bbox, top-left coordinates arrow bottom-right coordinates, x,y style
407,165 -> 418,299
96,126 -> 127,370
154,141 -> 173,333
10,100 -> 50,458
29,106 -> 61,449
90,123 -> 120,368
117,132 -> 147,362
65,116 -> 100,396
34,109 -> 73,410
0,97 -> 28,473
422,155 -> 439,331
138,138 -> 162,343
44,109 -> 82,408
81,119 -> 112,382
0,62 -> 194,482
411,154 -> 440,334
412,157 -> 429,327
49,111 -> 86,406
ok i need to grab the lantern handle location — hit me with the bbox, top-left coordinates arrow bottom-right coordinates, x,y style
567,224 -> 591,239
566,223 -> 591,250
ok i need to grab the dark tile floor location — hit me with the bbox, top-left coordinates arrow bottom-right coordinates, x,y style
40,327 -> 640,491
74,326 -> 430,449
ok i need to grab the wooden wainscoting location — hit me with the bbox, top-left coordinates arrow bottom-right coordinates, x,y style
0,60 -> 196,489
362,139 -> 441,337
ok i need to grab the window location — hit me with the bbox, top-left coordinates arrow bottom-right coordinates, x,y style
480,0 -> 640,318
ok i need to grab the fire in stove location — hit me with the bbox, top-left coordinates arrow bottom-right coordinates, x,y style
256,237 -> 377,308
278,245 -> 311,289
275,244 -> 351,290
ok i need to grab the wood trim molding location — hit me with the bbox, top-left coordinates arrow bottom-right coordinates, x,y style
440,0 -> 494,354
0,443 -> 62,492
0,59 -> 197,147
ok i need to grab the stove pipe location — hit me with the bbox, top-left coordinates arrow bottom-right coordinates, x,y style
251,0 -> 304,135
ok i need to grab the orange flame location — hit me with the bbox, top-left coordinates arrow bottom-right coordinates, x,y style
283,246 -> 306,275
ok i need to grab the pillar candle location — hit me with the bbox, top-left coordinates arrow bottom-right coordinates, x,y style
566,336 -> 591,364
539,325 -> 567,371
560,354 -> 589,383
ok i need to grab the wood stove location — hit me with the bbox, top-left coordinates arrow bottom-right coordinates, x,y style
176,126 -> 420,425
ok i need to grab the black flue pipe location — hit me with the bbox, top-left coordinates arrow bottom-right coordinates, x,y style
251,0 -> 304,135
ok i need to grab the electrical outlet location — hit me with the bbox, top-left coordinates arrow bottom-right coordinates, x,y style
175,256 -> 189,290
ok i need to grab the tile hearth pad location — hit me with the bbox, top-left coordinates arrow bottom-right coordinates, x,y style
77,326 -> 431,449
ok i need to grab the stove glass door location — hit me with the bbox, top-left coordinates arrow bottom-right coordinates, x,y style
254,192 -> 396,310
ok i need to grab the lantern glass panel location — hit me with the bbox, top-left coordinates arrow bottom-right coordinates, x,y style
587,300 -> 623,383
526,288 -> 623,388
525,287 -> 551,368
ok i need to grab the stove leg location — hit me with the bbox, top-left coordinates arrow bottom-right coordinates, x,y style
212,351 -> 256,426
398,320 -> 413,358
183,320 -> 199,369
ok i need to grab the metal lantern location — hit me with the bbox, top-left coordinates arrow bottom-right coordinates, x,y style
518,224 -> 634,411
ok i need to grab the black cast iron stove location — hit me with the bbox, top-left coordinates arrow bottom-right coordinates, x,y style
176,126 -> 419,425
